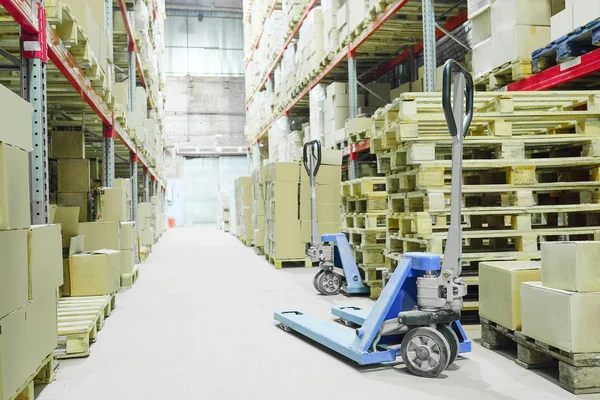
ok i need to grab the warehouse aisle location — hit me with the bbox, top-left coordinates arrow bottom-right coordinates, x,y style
38,226 -> 586,400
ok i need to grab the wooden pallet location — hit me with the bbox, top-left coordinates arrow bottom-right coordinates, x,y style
121,265 -> 140,289
266,254 -> 312,269
344,192 -> 388,213
481,317 -> 600,394
342,177 -> 387,198
532,18 -> 600,73
55,294 -> 115,359
254,245 -> 265,256
343,212 -> 387,230
345,227 -> 387,249
8,353 -> 54,400
473,58 -> 532,91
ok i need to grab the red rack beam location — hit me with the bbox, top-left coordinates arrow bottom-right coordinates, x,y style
246,0 -> 318,106
1,0 -> 38,33
508,47 -> 600,91
371,9 -> 468,81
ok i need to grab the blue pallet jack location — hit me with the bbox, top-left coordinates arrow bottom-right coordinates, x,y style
275,59 -> 474,378
303,139 -> 370,296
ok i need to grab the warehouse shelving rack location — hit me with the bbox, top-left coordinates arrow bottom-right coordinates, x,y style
244,0 -> 469,177
0,0 -> 165,229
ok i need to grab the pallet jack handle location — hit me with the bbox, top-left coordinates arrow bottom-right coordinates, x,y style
440,59 -> 474,279
303,140 -> 322,247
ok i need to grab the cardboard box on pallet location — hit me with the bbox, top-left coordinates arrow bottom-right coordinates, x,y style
300,221 -> 341,243
94,187 -> 127,222
0,230 -> 28,320
541,242 -> 600,292
114,178 -> 132,220
51,206 -> 81,248
491,0 -> 551,35
492,25 -> 550,67
57,192 -> 89,222
50,131 -> 85,159
479,261 -> 541,330
69,249 -> 121,296
57,159 -> 91,193
78,222 -> 120,251
0,307 -> 28,400
521,282 -> 600,353
120,222 -> 135,250
0,143 -> 32,230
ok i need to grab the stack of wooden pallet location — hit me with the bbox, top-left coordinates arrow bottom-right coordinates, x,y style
370,90 -> 600,315
341,177 -> 388,299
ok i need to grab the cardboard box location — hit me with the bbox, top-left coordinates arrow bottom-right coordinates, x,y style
470,7 -> 492,45
138,202 -> 152,230
50,131 -> 85,159
479,261 -> 541,330
120,221 -> 135,250
300,203 -> 341,223
25,291 -> 58,376
300,220 -> 341,242
120,249 -> 134,275
551,5 -> 573,40
468,0 -> 491,18
521,282 -> 600,353
141,229 -> 154,246
57,193 -> 89,222
491,0 -> 552,35
0,83 -> 33,151
0,230 -> 28,319
301,165 -> 341,185
69,249 -> 121,296
472,38 -> 494,77
51,206 -> 80,247
28,225 -> 63,300
492,26 -> 551,67
267,162 -> 299,182
541,242 -> 600,292
300,182 -> 341,205
95,187 -> 127,222
78,221 -> 120,251
0,307 -> 28,400
572,0 -> 600,28
61,258 -> 71,297
57,159 -> 90,193
345,118 -> 372,133
269,220 -> 306,259
0,144 -> 31,230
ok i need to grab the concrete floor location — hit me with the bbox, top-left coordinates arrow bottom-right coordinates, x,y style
37,225 -> 597,400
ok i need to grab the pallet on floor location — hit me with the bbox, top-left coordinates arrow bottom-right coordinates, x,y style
532,18 -> 600,73
8,353 -> 54,400
266,254 -> 312,269
121,265 -> 140,289
55,294 -> 115,359
481,317 -> 600,394
254,245 -> 265,255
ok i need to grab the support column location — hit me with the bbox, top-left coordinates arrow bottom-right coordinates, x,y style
22,6 -> 49,224
128,41 -> 136,111
422,0 -> 437,92
151,176 -> 157,197
143,168 -> 149,202
130,152 -> 139,263
348,51 -> 359,180
103,118 -> 115,187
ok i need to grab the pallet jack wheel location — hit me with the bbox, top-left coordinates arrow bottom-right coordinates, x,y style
313,270 -> 324,292
401,327 -> 451,378
437,324 -> 460,365
316,270 -> 341,296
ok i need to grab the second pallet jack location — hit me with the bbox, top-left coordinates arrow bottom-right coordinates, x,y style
303,139 -> 370,296
275,59 -> 474,378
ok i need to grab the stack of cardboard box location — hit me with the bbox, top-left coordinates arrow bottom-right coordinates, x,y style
299,151 -> 342,244
296,8 -> 324,82
252,168 -> 266,251
264,163 -> 305,260
234,176 -> 253,245
0,85 -> 63,399
324,82 -> 349,147
470,0 -> 551,77
138,202 -> 154,247
52,129 -> 91,223
521,242 -> 600,353
114,178 -> 132,221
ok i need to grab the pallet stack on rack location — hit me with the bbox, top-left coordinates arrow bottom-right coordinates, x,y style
369,90 -> 600,315
235,176 -> 254,246
341,177 -> 388,299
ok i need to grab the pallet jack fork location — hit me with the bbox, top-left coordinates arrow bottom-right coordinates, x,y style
275,60 -> 474,378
